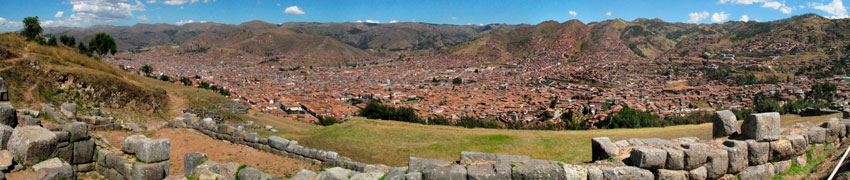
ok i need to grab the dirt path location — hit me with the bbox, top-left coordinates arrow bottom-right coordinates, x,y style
166,91 -> 190,117
96,128 -> 319,178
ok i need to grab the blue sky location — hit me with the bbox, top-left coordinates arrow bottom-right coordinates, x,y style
0,0 -> 848,32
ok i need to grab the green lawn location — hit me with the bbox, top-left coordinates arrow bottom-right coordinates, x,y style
242,112 -> 840,167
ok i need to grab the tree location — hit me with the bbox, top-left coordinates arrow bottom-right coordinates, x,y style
88,33 -> 117,57
180,77 -> 192,86
141,64 -> 152,76
159,74 -> 171,81
452,77 -> 463,85
21,16 -> 42,40
46,36 -> 58,46
77,42 -> 91,57
59,35 -> 75,46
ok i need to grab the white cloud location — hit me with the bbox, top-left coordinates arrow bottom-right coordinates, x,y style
718,0 -> 793,14
137,15 -> 148,20
176,19 -> 193,25
276,3 -> 281,7
450,17 -> 458,20
284,6 -> 305,15
55,11 -> 64,18
162,0 -> 188,5
810,0 -> 849,19
605,12 -> 612,16
711,12 -> 730,22
355,20 -> 363,23
365,20 -> 379,23
569,11 -> 577,17
389,20 -> 398,23
0,17 -> 23,28
688,11 -> 709,23
740,15 -> 750,22
42,0 -> 146,27
146,0 -> 155,3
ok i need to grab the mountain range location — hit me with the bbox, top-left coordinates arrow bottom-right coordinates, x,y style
43,14 -> 850,62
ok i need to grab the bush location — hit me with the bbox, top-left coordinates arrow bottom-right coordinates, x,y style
599,107 -> 666,129
358,101 -> 422,123
317,116 -> 340,126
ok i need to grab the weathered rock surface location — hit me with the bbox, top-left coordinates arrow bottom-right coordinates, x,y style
316,167 -> 353,180
237,166 -> 274,180
680,143 -> 707,170
0,150 -> 13,171
268,136 -> 290,150
805,127 -> 827,144
423,164 -> 467,180
408,157 -> 452,173
656,169 -> 688,180
383,167 -> 408,180
63,122 -> 89,142
742,112 -> 781,141
722,140 -> 748,174
738,163 -> 775,180
601,166 -> 654,180
592,137 -> 618,161
0,103 -> 16,127
688,166 -> 706,180
705,149 -> 728,179
136,138 -> 170,163
629,146 -> 667,169
770,140 -> 793,161
665,147 -> 685,170
467,163 -> 506,180
746,140 -> 769,165
511,161 -> 565,179
0,124 -> 13,150
122,134 -> 147,154
291,169 -> 318,180
72,138 -> 95,164
562,164 -> 587,180
131,160 -> 170,180
60,102 -> 77,119
33,158 -> 74,180
184,152 -> 208,177
713,110 -> 739,137
8,126 -> 58,165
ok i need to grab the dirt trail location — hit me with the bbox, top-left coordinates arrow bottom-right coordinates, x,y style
166,91 -> 190,117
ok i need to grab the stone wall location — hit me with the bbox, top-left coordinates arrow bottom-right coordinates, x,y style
95,134 -> 171,180
173,110 -> 850,180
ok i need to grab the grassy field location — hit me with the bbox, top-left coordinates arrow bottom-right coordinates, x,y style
244,111 -> 841,167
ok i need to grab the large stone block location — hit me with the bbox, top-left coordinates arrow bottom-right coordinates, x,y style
656,169 -> 688,180
237,166 -> 274,180
705,149 -> 728,179
467,163 -> 505,180
563,164 -> 587,180
291,169 -> 318,180
72,138 -> 95,164
383,167 -> 407,180
184,152 -> 208,177
8,126 -> 58,165
722,140 -> 748,174
665,147 -> 685,170
60,102 -> 77,119
63,122 -> 89,142
33,158 -> 74,180
742,112 -> 781,141
351,172 -> 385,180
586,167 -> 602,180
805,127 -> 827,144
0,103 -> 16,127
131,160 -> 170,180
774,160 -> 791,174
713,110 -> 739,137
629,146 -> 667,169
137,138 -> 171,163
406,172 -> 423,180
243,132 -> 259,143
746,140 -> 769,165
0,124 -> 13,150
787,135 -> 808,156
511,161 -> 566,179
408,157 -> 452,173
770,139 -> 793,161
688,166 -> 706,180
0,150 -> 13,171
122,134 -> 147,154
680,143 -> 707,170
211,162 -> 240,180
591,137 -> 618,161
268,136 -> 290,151
316,167 -> 353,180
600,166 -> 654,180
738,163 -> 775,180
822,120 -> 845,140
423,164 -> 467,180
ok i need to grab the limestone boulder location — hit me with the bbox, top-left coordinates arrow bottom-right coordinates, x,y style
713,110 -> 739,137
316,167 -> 353,180
586,167 -> 602,180
742,112 -> 781,141
405,172 -> 423,180
268,136 -> 290,151
601,166 -> 654,180
32,158 -> 74,180
408,157 -> 452,173
664,147 -> 685,170
770,139 -> 793,161
680,143 -> 707,170
656,169 -> 688,180
423,164 -> 467,180
746,140 -> 769,165
382,167 -> 407,180
774,160 -> 791,174
237,166 -> 274,180
122,134 -> 147,154
0,150 -> 13,171
291,169 -> 318,180
72,138 -> 95,164
805,127 -> 827,144
350,172 -> 385,180
705,149 -> 728,179
184,152 -> 208,177
63,122 -> 89,142
0,124 -> 13,150
60,102 -> 76,119
688,166 -> 706,180
562,164 -> 587,180
787,135 -> 808,156
591,137 -> 618,161
722,140 -> 748,174
629,146 -> 667,169
511,161 -> 565,179
7,126 -> 58,165
0,103 -> 16,127
136,138 -> 170,163
467,163 -> 504,180
131,160 -> 170,180
738,163 -> 775,180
